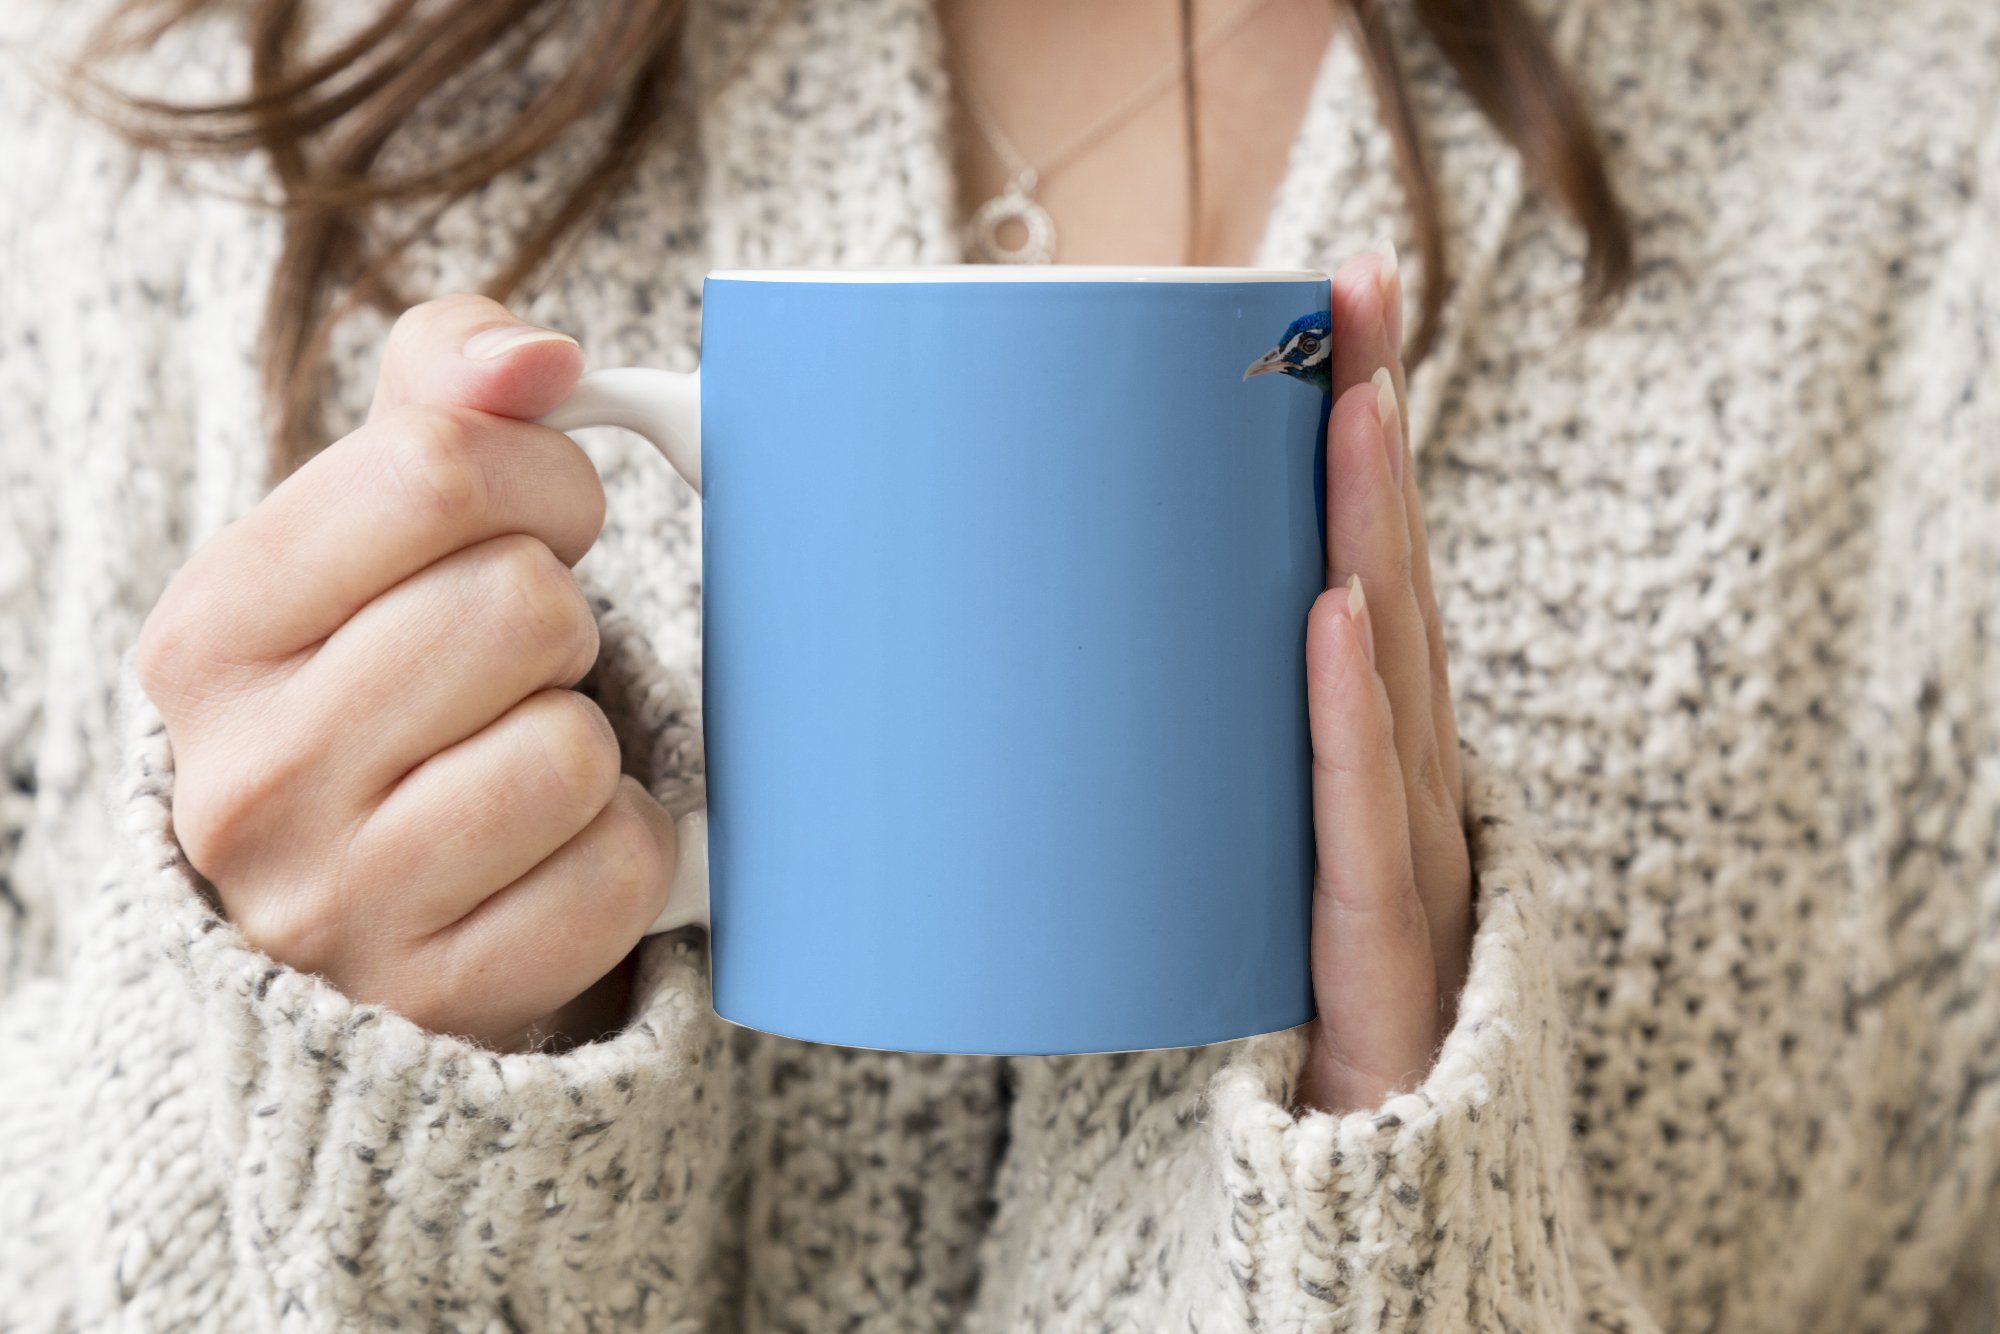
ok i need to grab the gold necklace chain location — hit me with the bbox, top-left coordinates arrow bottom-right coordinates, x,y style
956,0 -> 1279,263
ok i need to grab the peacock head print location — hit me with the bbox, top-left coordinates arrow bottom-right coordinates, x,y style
1242,311 -> 1332,395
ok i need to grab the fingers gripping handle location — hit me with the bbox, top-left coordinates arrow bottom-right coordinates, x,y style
538,367 -> 709,935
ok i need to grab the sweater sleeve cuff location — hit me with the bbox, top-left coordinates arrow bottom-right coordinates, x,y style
1205,750 -> 1624,1330
106,594 -> 733,1325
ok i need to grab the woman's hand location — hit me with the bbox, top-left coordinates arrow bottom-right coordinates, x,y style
137,295 -> 680,1052
1297,248 -> 1473,1113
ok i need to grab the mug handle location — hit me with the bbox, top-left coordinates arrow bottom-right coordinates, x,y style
539,367 -> 710,936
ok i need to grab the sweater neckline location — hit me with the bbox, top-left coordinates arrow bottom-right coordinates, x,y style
686,0 -> 1586,454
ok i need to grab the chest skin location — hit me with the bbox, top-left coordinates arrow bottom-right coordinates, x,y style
936,0 -> 1336,269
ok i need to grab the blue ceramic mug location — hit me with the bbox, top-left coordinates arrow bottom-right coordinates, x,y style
542,266 -> 1332,1055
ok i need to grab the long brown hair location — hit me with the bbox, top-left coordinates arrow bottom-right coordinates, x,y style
71,0 -> 1631,468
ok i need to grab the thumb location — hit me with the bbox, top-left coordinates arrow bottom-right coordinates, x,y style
368,293 -> 585,423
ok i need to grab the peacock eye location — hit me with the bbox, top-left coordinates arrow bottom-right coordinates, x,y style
1297,336 -> 1320,355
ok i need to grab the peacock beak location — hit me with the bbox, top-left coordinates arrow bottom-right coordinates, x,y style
1242,347 -> 1288,380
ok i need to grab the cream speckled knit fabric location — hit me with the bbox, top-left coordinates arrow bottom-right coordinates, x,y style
3,0 -> 1999,1329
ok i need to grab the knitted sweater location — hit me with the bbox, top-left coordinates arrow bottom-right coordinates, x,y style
4,0 -> 1998,1329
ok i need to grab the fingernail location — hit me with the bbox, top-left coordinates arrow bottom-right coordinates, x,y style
1369,237 -> 1402,345
1372,366 -> 1405,486
1368,237 -> 1399,299
463,324 -> 579,361
1346,574 -> 1376,668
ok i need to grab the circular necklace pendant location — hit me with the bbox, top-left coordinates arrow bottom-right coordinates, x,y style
966,181 -> 1056,265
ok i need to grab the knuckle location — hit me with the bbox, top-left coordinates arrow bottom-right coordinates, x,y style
525,690 -> 622,818
135,550 -> 243,706
1312,704 -> 1397,790
379,403 -> 490,522
1321,861 -> 1428,947
490,537 -> 597,673
592,781 -> 669,917
170,783 -> 236,877
135,596 -> 199,704
172,745 -> 307,881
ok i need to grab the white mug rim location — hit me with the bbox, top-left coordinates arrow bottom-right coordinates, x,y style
706,265 -> 1324,284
